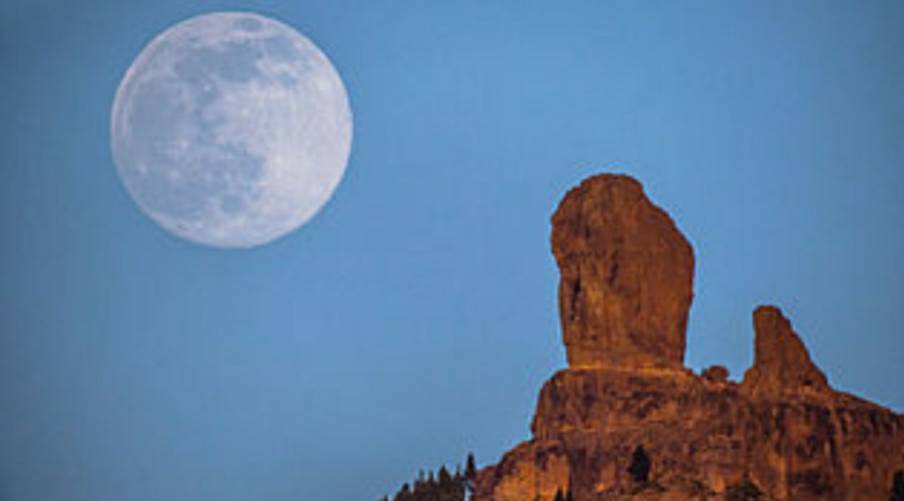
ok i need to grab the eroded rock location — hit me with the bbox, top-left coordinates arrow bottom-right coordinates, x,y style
473,173 -> 903,501
551,174 -> 694,369
740,305 -> 829,398
701,365 -> 729,384
478,366 -> 904,501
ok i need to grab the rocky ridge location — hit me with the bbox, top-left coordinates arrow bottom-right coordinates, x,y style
474,174 -> 903,500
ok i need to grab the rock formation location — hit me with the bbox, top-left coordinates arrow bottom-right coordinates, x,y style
701,365 -> 729,384
474,174 -> 903,501
740,305 -> 829,398
551,175 -> 693,369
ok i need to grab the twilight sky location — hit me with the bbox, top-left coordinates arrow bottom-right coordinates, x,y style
1,1 -> 903,500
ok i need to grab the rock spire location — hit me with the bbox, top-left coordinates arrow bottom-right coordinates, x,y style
550,174 -> 694,368
741,305 -> 829,397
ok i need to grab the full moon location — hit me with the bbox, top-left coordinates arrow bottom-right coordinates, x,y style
111,12 -> 352,248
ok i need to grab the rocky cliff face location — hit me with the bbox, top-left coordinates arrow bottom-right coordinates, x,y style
474,174 -> 903,501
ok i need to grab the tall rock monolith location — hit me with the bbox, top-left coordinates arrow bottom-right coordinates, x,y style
550,174 -> 694,368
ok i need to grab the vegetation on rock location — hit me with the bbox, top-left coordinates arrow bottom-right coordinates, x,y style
382,453 -> 476,501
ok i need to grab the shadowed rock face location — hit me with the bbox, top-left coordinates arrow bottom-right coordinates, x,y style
551,175 -> 694,369
474,173 -> 903,501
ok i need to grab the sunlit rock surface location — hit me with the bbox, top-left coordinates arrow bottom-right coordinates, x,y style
551,174 -> 694,369
474,174 -> 903,501
739,305 -> 829,399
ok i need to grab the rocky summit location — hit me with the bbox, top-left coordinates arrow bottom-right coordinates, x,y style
474,174 -> 903,500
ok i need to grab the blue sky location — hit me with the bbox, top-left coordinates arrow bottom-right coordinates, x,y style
2,1 -> 903,500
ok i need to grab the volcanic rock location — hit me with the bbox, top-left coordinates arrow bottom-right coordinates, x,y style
701,365 -> 729,384
551,174 -> 694,369
740,305 -> 829,398
474,173 -> 904,501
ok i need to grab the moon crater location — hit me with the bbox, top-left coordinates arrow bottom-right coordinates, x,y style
111,12 -> 352,247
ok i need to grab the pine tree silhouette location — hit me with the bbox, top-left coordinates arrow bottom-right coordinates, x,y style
466,453 -> 477,480
386,454 -> 473,501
